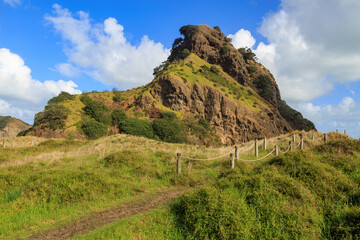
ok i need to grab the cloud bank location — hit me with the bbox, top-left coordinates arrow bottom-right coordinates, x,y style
46,4 -> 170,89
0,48 -> 81,123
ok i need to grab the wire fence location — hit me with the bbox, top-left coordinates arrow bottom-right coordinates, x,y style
176,131 -> 344,174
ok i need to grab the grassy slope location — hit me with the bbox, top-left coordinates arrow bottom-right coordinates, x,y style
50,54 -> 272,139
73,139 -> 360,240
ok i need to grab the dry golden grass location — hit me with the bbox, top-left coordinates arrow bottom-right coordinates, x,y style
0,130 -> 346,168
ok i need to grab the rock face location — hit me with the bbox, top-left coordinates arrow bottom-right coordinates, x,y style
0,117 -> 31,137
169,24 -> 315,132
147,74 -> 291,144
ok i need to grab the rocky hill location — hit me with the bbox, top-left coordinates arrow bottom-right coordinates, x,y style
26,24 -> 315,145
0,116 -> 31,137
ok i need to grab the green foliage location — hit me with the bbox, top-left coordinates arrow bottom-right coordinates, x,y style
47,91 -> 75,105
179,25 -> 199,38
81,119 -> 108,139
253,74 -> 274,102
34,104 -> 70,130
0,188 -> 21,203
153,61 -> 169,77
238,47 -> 256,60
112,91 -> 124,102
0,116 -> 11,130
198,117 -> 210,130
247,65 -> 257,74
210,65 -> 220,74
172,37 -> 184,49
180,49 -> 191,59
225,37 -> 232,43
111,109 -> 127,126
160,111 -> 177,120
80,95 -> 111,125
220,44 -> 230,55
213,26 -> 221,32
17,128 -> 32,137
278,100 -> 316,131
119,118 -> 155,139
153,118 -> 186,143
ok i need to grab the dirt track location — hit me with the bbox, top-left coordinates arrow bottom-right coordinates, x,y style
25,188 -> 188,240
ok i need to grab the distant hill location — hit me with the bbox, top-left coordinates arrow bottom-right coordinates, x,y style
0,116 -> 31,137
25,24 -> 315,145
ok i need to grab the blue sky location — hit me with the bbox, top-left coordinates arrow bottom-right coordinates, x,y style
1,0 -> 360,138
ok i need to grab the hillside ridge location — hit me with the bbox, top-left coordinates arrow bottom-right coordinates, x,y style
25,24 -> 315,144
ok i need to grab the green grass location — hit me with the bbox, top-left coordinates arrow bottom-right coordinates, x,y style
69,139 -> 360,239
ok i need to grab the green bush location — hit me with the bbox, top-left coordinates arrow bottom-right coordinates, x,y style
213,26 -> 221,32
180,49 -> 191,59
172,37 -> 184,49
153,118 -> 186,143
160,111 -> 177,120
119,118 -> 155,139
48,91 -> 75,105
80,95 -> 111,125
111,109 -> 127,126
247,66 -> 257,74
220,44 -> 230,55
112,91 -> 124,102
210,65 -> 220,74
179,25 -> 199,37
81,119 -> 108,139
34,104 -> 70,130
0,116 -> 10,130
238,47 -> 256,60
253,75 -> 274,102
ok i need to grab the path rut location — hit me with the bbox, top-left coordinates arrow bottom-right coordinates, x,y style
25,188 -> 188,240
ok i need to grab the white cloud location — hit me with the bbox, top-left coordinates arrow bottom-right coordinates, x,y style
0,48 -> 81,123
249,0 -> 360,102
54,63 -> 80,77
228,29 -> 256,49
3,0 -> 21,7
45,4 -> 170,89
296,97 -> 360,137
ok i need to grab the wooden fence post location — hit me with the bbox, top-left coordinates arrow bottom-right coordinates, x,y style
255,139 -> 258,157
312,134 -> 314,140
230,153 -> 234,169
292,134 -> 296,144
300,136 -> 304,150
2,139 -> 5,149
275,145 -> 279,156
31,140 -> 34,146
289,141 -> 293,151
235,146 -> 238,160
176,153 -> 181,175
263,137 -> 267,150
324,133 -> 327,143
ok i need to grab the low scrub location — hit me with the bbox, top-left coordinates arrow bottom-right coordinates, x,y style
119,118 -> 155,139
81,119 -> 108,139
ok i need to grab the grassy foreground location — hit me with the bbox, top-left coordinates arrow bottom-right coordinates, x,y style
0,134 -> 359,239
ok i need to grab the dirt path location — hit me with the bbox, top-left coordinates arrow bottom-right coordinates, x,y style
25,188 -> 188,240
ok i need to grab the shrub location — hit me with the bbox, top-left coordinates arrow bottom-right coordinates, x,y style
238,47 -> 256,60
81,119 -> 108,139
172,37 -> 184,49
160,111 -> 177,120
112,91 -> 124,102
213,26 -> 221,32
119,118 -> 155,139
111,109 -> 127,126
247,66 -> 257,74
80,95 -> 111,125
153,61 -> 169,77
198,117 -> 210,130
48,91 -> 75,105
210,66 -> 220,74
220,44 -> 230,55
179,25 -> 199,38
253,75 -> 274,102
180,49 -> 191,59
34,104 -> 70,130
0,116 -> 10,130
225,37 -> 232,43
153,118 -> 186,143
